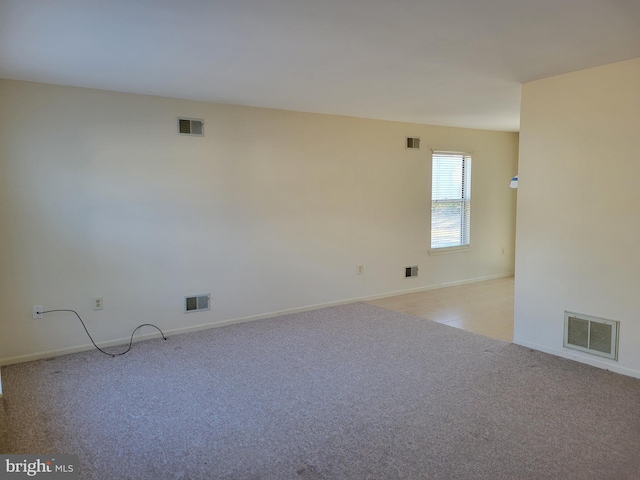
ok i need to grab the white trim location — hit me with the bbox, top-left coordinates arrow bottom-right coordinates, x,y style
430,151 -> 472,251
0,272 -> 514,366
430,149 -> 474,156
429,245 -> 471,256
512,338 -> 640,379
437,272 -> 512,288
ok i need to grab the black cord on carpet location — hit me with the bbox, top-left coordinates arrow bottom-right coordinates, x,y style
39,309 -> 167,357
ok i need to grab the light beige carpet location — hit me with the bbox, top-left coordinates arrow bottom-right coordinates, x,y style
2,303 -> 639,479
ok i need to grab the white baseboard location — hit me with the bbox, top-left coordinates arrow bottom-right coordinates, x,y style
438,272 -> 513,288
512,338 -> 640,379
359,272 -> 514,302
1,272 -> 514,366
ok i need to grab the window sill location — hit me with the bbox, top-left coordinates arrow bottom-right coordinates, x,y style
429,245 -> 471,256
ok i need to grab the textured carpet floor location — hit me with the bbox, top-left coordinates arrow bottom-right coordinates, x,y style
1,303 -> 640,479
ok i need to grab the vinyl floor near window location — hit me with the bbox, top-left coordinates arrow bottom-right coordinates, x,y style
368,277 -> 514,342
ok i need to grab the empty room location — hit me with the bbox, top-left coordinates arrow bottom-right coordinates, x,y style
1,1 -> 639,479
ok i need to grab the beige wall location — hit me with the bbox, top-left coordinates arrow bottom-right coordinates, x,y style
0,79 -> 518,363
514,58 -> 640,378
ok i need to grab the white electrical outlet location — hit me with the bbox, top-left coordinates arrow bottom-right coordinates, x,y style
33,306 -> 43,319
501,247 -> 505,256
93,297 -> 103,310
357,265 -> 364,275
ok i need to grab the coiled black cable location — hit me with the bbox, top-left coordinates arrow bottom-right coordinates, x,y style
40,309 -> 167,357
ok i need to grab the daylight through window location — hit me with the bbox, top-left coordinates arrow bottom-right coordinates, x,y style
431,151 -> 472,250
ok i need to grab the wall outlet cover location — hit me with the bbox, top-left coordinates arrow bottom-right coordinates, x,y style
93,297 -> 103,310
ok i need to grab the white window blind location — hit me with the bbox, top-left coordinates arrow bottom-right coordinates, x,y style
431,151 -> 472,249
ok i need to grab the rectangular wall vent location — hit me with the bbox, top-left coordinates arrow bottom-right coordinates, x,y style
406,137 -> 420,149
178,117 -> 204,136
405,266 -> 418,278
185,294 -> 211,313
564,311 -> 619,360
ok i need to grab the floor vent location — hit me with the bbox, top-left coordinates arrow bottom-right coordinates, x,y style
405,266 -> 418,278
185,294 -> 211,313
564,311 -> 619,360
406,137 -> 420,149
178,117 -> 204,136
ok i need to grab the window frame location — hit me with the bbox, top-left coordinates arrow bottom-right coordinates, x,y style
429,151 -> 472,255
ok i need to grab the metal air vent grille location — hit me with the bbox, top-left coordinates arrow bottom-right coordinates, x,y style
185,294 -> 211,313
564,311 -> 619,360
406,137 -> 420,149
178,117 -> 204,136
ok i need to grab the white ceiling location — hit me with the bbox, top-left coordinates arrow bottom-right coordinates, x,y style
1,0 -> 639,132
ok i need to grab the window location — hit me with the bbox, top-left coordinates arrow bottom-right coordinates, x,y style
430,151 -> 471,251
